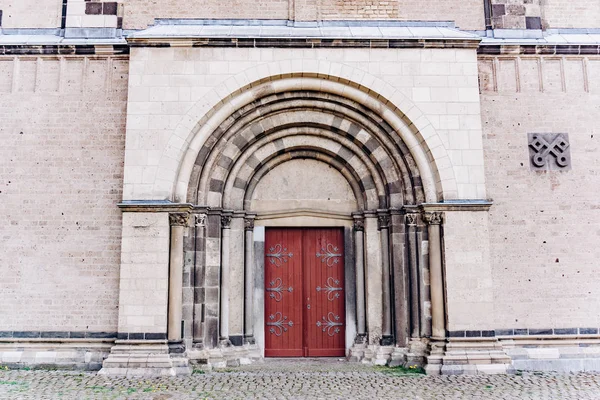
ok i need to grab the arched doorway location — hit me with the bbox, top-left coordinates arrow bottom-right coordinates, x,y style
177,76 -> 445,363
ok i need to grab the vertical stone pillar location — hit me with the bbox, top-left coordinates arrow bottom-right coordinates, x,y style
168,212 -> 189,341
243,216 -> 256,345
378,211 -> 394,346
353,216 -> 367,343
192,213 -> 207,347
219,213 -> 232,346
406,213 -> 420,338
423,212 -> 445,339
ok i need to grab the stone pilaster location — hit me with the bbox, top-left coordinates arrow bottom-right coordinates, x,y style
423,212 -> 445,340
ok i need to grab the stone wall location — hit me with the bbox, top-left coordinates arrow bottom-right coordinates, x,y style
0,0 -> 62,28
0,55 -> 128,332
479,55 -> 600,330
122,0 -> 289,29
124,46 -> 484,202
397,0 -> 484,30
543,0 -> 600,29
121,0 -> 484,30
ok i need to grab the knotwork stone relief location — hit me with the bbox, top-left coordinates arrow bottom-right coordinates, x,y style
528,133 -> 571,171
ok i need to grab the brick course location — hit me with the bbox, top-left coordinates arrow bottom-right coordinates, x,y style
479,55 -> 600,329
0,56 -> 128,331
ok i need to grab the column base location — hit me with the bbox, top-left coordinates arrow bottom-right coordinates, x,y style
380,335 -> 394,346
243,335 -> 256,345
98,340 -> 191,377
219,338 -> 233,348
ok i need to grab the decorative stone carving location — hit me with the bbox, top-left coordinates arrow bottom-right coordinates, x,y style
195,213 -> 207,227
221,215 -> 232,229
353,218 -> 365,232
377,214 -> 390,230
528,133 -> 571,171
244,218 -> 255,231
169,212 -> 190,227
423,212 -> 443,225
406,214 -> 418,226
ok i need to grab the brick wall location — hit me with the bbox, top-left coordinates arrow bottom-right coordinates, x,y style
479,55 -> 600,329
320,1 -> 399,20
123,0 -> 289,29
122,0 -> 485,30
397,0 -> 485,30
0,55 -> 128,331
543,0 -> 600,29
0,0 -> 62,28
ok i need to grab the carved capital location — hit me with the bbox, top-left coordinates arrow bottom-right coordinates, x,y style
405,213 -> 418,226
353,218 -> 364,232
244,218 -> 255,231
221,215 -> 232,229
169,212 -> 190,227
195,213 -> 207,227
377,214 -> 390,230
423,212 -> 444,226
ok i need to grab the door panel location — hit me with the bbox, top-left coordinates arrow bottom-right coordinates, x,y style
264,228 -> 303,357
264,228 -> 345,357
304,228 -> 345,357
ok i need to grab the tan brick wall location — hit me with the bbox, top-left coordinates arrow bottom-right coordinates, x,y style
543,0 -> 600,29
397,0 -> 485,30
480,55 -> 600,329
319,0 -> 399,20
0,55 -> 129,331
122,0 -> 484,30
123,0 -> 289,29
0,0 -> 62,28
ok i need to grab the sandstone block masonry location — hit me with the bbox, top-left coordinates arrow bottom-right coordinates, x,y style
0,55 -> 129,333
479,54 -> 600,330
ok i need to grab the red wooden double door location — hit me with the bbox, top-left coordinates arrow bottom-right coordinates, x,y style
265,228 -> 345,357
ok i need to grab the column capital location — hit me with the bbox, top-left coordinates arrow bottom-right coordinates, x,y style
423,212 -> 444,226
194,213 -> 207,227
244,217 -> 255,231
221,214 -> 232,229
405,213 -> 418,226
377,213 -> 390,230
353,218 -> 365,232
169,212 -> 190,227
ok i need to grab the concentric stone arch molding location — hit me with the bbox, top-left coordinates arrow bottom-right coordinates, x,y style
241,150 -> 365,212
149,63 -> 456,203
219,132 -> 388,210
191,94 -> 421,207
220,137 -> 382,210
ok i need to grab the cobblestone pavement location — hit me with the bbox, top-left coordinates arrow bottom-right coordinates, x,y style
1,359 -> 600,399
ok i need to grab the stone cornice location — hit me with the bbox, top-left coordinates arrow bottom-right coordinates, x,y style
478,43 -> 600,56
420,200 -> 493,212
118,200 -> 193,213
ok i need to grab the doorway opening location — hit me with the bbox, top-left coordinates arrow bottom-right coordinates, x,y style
264,227 -> 346,357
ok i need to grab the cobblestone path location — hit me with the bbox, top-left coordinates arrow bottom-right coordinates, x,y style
1,359 -> 600,399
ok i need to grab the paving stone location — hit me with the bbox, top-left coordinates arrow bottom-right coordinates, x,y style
1,359 -> 600,399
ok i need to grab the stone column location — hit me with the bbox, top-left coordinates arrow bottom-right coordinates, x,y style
406,213 -> 420,338
192,213 -> 207,347
168,212 -> 189,341
424,212 -> 445,339
353,217 -> 367,343
378,211 -> 394,346
243,216 -> 256,345
219,213 -> 232,346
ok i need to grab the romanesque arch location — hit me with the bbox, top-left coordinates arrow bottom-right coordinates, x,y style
175,74 -> 447,361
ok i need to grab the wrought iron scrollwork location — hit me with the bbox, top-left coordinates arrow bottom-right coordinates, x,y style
316,243 -> 342,267
316,277 -> 343,301
316,312 -> 343,336
267,312 -> 293,336
266,244 -> 293,267
266,278 -> 293,302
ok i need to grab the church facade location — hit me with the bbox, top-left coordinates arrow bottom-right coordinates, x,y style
1,0 -> 599,375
